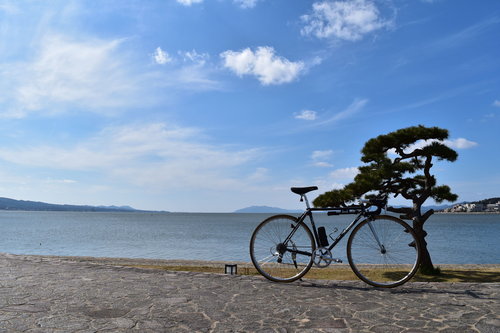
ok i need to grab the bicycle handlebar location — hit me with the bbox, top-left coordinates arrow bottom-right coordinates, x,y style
291,186 -> 387,215
362,197 -> 387,215
324,197 -> 387,216
326,206 -> 363,216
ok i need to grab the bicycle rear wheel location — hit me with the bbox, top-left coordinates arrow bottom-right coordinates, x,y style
250,215 -> 315,282
347,215 -> 421,288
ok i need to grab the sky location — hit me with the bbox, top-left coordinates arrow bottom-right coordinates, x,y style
0,0 -> 499,212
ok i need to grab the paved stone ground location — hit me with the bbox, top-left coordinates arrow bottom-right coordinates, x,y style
0,253 -> 498,333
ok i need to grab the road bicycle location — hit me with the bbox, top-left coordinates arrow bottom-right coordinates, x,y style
249,186 -> 422,288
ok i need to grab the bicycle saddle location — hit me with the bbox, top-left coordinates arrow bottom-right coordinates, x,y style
290,186 -> 318,195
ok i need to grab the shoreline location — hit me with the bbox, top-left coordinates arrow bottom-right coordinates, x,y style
3,253 -> 500,283
435,211 -> 500,214
4,252 -> 500,270
1,252 -> 254,268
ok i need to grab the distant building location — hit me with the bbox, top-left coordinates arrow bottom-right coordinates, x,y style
442,199 -> 500,213
444,203 -> 484,213
468,203 -> 484,212
486,203 -> 500,212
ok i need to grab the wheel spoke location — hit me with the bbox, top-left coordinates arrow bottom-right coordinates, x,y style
256,253 -> 279,266
347,216 -> 420,288
250,215 -> 314,282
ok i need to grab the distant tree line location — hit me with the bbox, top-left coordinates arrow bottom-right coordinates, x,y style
476,198 -> 500,205
0,197 -> 138,212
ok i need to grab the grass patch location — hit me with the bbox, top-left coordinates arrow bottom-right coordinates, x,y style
123,264 -> 500,283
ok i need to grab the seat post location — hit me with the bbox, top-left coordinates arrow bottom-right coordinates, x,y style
302,194 -> 311,209
291,186 -> 317,209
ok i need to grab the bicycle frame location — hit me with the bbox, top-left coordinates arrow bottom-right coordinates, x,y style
250,188 -> 420,287
285,193 -> 377,256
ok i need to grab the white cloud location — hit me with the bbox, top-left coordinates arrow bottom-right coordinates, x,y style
3,34 -> 140,118
493,100 -> 500,107
177,0 -> 258,9
301,0 -> 391,41
220,46 -> 305,85
177,0 -> 258,8
234,0 -> 259,8
295,110 -> 317,120
0,123 -> 263,190
0,3 -> 19,14
171,63 -> 222,91
248,167 -> 269,181
44,179 -> 78,184
316,162 -> 335,168
418,138 -> 478,150
311,150 -> 334,167
153,47 -> 172,65
389,138 -> 478,156
329,167 -> 359,181
177,0 -> 203,6
311,150 -> 333,160
0,33 -> 223,118
152,48 -> 220,91
317,98 -> 368,126
313,166 -> 358,191
444,138 -> 478,150
179,49 -> 210,65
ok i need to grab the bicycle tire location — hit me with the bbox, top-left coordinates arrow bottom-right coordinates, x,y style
347,215 -> 421,288
250,214 -> 315,282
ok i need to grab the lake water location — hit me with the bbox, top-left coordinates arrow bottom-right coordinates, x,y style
0,211 -> 498,264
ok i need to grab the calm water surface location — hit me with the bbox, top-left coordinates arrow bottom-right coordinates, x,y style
0,211 -> 498,264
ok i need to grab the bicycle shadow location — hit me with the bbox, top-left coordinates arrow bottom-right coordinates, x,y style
295,279 -> 492,299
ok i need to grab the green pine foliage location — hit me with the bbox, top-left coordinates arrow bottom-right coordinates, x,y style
313,125 -> 459,273
313,125 -> 458,207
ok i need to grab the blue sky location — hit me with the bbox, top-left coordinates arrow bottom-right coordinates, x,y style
0,0 -> 499,212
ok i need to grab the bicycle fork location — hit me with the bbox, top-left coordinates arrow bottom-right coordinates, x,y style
367,220 -> 386,254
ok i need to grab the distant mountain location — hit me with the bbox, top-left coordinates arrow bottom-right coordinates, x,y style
0,197 -> 143,212
97,205 -> 136,211
421,204 -> 454,212
234,206 -> 302,213
236,204 -> 454,214
235,199 -> 497,214
383,204 -> 457,213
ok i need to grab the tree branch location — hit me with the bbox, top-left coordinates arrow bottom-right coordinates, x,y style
421,208 -> 434,223
387,206 -> 413,220
387,206 -> 412,214
416,155 -> 434,206
394,148 -> 424,161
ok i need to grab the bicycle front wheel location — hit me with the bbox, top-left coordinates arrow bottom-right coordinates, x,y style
347,215 -> 421,288
250,215 -> 315,282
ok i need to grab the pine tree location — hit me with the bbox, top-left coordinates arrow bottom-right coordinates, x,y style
313,125 -> 458,274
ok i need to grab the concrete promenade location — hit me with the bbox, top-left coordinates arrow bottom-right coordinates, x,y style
0,253 -> 498,332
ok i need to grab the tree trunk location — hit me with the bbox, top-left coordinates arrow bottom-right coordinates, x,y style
412,208 -> 438,274
389,203 -> 439,274
412,222 -> 434,273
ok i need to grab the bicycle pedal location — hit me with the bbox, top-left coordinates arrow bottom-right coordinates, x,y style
319,255 -> 342,263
